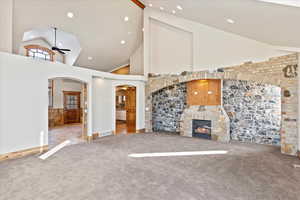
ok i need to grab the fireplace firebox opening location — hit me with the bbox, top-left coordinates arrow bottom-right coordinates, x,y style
192,120 -> 212,140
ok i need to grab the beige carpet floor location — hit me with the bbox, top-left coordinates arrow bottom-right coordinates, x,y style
1,133 -> 300,200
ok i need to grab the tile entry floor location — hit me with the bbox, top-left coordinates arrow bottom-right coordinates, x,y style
48,123 -> 86,148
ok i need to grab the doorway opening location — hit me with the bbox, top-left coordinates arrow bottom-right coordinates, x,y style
48,78 -> 88,147
115,85 -> 136,134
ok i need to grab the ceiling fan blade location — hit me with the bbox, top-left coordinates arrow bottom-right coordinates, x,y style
59,48 -> 71,52
57,49 -> 66,55
52,46 -> 59,51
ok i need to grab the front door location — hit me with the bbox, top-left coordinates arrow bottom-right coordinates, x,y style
63,91 -> 81,124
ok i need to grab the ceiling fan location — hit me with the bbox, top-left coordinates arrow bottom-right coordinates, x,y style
51,27 -> 71,55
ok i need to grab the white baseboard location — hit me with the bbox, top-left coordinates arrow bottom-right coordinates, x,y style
99,131 -> 113,137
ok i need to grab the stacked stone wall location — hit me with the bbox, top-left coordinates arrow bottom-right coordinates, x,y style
145,54 -> 298,155
223,80 -> 281,145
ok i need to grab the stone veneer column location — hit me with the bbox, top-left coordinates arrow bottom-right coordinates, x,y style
298,53 -> 300,158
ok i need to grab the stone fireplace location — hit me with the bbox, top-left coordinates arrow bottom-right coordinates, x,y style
192,119 -> 212,139
180,105 -> 230,142
146,54 -> 298,156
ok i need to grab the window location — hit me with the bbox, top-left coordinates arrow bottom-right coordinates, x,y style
63,91 -> 81,110
24,45 -> 55,62
66,95 -> 79,109
28,48 -> 51,61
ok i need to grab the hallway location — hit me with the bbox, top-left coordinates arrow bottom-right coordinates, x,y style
115,120 -> 136,134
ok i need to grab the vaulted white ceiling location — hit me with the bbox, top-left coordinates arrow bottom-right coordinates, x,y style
141,0 -> 300,48
13,0 -> 143,71
13,0 -> 300,71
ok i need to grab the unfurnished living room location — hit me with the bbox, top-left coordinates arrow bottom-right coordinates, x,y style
0,0 -> 300,199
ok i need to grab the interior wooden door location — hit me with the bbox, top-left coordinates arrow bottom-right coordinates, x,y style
63,91 -> 81,124
125,87 -> 136,132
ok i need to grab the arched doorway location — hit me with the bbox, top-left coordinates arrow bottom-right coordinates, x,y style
48,78 -> 88,147
115,85 -> 136,134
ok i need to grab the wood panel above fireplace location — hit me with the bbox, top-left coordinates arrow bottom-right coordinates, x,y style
187,79 -> 221,106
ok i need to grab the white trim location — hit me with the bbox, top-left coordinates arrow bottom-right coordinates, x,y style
109,63 -> 130,73
257,0 -> 300,8
274,46 -> 300,52
112,81 -> 141,132
99,130 -> 114,137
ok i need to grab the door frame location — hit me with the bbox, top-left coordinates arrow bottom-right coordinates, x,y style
48,77 -> 90,141
112,82 -> 140,133
115,85 -> 137,134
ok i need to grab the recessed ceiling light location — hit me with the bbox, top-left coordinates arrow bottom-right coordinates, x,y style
159,6 -> 164,10
67,12 -> 74,18
124,16 -> 129,22
172,10 -> 176,14
121,40 -> 126,44
149,3 -> 153,7
142,28 -> 144,32
88,56 -> 93,60
226,18 -> 235,24
176,5 -> 183,10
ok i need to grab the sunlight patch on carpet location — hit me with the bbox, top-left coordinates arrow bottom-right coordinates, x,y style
128,150 -> 228,158
39,140 -> 71,160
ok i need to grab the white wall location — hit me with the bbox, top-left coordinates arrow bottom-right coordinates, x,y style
92,78 -> 113,135
130,44 -> 144,75
92,78 -> 145,135
0,53 -> 146,154
150,19 -> 193,74
0,0 -> 13,53
144,8 -> 290,75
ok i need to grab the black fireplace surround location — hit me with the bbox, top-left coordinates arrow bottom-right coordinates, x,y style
192,119 -> 212,140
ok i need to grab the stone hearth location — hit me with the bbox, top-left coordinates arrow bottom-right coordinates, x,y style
180,106 -> 230,142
